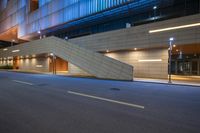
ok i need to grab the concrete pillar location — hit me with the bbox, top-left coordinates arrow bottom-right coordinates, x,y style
198,58 -> 200,76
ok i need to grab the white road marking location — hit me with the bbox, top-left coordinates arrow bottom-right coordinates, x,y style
68,91 -> 145,109
12,80 -> 33,86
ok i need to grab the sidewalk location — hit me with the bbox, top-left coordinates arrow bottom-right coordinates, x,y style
3,70 -> 200,87
135,75 -> 200,87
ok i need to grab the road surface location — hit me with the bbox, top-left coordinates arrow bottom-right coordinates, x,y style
0,71 -> 200,133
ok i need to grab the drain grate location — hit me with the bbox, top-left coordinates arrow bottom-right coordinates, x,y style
110,88 -> 120,91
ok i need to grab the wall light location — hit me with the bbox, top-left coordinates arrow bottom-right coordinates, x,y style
3,48 -> 8,51
36,65 -> 43,68
138,59 -> 162,62
12,49 -> 20,53
149,23 -> 200,33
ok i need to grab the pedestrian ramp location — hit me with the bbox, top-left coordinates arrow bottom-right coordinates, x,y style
0,36 -> 133,80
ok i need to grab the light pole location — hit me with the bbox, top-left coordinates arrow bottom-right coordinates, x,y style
11,39 -> 15,46
37,30 -> 42,39
11,39 -> 15,67
153,6 -> 157,21
168,37 -> 174,84
50,53 -> 56,75
54,55 -> 56,75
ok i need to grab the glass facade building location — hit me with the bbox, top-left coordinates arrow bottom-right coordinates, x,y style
0,0 -> 199,39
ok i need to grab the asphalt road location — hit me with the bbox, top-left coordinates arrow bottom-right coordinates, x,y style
0,71 -> 200,133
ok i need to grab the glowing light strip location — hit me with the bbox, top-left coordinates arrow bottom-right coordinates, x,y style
12,49 -> 20,53
138,59 -> 162,62
149,23 -> 200,33
36,65 -> 43,68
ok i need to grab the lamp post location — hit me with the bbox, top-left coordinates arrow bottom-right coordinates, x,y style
11,39 -> 15,46
153,6 -> 157,21
10,39 -> 15,67
168,37 -> 174,84
37,30 -> 42,39
50,53 -> 56,75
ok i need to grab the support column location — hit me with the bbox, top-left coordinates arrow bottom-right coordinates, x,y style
198,58 -> 200,76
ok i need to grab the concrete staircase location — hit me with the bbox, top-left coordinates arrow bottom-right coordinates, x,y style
0,36 -> 133,80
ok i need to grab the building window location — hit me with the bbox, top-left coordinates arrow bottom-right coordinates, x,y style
30,0 -> 39,12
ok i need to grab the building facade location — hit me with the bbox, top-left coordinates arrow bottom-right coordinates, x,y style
0,0 -> 200,80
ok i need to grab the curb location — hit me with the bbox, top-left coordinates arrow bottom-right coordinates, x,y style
2,70 -> 200,87
134,80 -> 200,87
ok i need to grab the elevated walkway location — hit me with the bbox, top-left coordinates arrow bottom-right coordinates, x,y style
0,37 -> 133,80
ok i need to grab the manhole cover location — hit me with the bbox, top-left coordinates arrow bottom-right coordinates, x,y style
110,88 -> 120,91
37,84 -> 48,87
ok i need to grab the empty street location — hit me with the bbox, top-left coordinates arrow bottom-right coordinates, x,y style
0,71 -> 200,133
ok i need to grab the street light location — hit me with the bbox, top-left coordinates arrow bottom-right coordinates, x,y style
153,6 -> 157,10
168,37 -> 174,84
50,53 -> 56,75
11,39 -> 15,46
37,30 -> 42,39
153,6 -> 157,21
65,36 -> 68,40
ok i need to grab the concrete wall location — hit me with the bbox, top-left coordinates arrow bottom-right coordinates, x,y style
68,14 -> 200,79
68,63 -> 92,76
70,14 -> 200,52
105,48 -> 168,79
0,37 -> 133,80
17,57 -> 49,72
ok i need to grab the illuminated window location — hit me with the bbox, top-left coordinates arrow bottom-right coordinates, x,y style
30,0 -> 39,12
